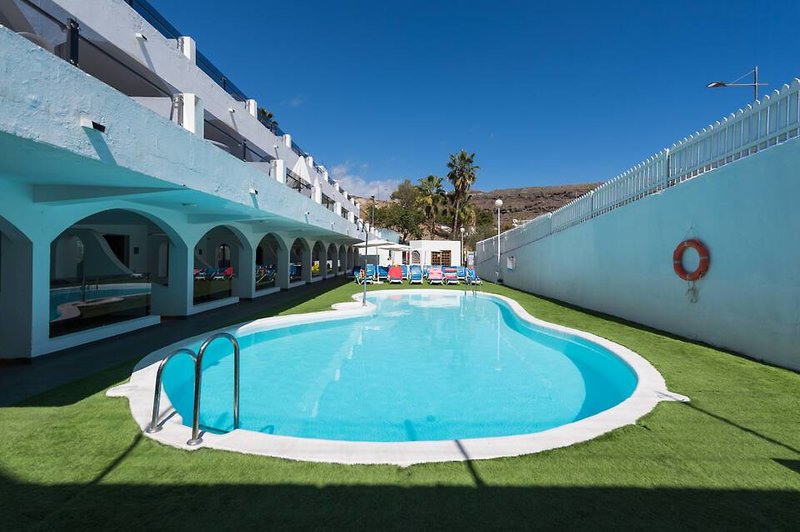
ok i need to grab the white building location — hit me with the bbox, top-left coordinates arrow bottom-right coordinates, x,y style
408,240 -> 463,267
0,0 -> 384,359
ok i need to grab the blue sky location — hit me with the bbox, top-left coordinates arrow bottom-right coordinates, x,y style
153,0 -> 799,197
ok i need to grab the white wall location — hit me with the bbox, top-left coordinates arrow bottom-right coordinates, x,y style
410,240 -> 462,266
477,140 -> 800,371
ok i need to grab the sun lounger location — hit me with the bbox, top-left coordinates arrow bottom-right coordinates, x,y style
400,265 -> 408,280
388,265 -> 404,283
427,267 -> 444,285
409,265 -> 423,284
377,265 -> 389,281
443,267 -> 459,285
466,268 -> 482,285
456,266 -> 466,281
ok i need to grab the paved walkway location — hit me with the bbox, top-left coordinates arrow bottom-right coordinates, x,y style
0,277 -> 349,406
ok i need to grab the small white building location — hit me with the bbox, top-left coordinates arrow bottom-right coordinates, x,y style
354,239 -> 462,267
408,240 -> 462,267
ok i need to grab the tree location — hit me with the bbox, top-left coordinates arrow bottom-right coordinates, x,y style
416,175 -> 445,238
446,150 -> 479,235
372,182 -> 424,242
391,179 -> 419,209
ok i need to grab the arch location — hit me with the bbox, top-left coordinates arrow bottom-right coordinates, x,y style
311,240 -> 326,278
290,238 -> 310,282
326,243 -> 338,276
192,225 -> 248,305
255,232 -> 284,290
53,206 -> 185,249
411,250 -> 421,264
48,208 -> 179,338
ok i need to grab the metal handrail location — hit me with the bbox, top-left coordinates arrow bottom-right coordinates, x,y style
145,348 -> 197,433
187,332 -> 240,446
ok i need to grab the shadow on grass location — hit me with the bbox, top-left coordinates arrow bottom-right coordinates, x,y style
0,469 -> 797,530
5,277 -> 350,408
685,402 -> 800,455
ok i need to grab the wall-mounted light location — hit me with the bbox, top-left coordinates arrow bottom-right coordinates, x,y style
228,107 -> 236,113
80,116 -> 106,133
135,32 -> 147,41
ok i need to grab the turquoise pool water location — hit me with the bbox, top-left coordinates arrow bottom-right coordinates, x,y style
49,286 -> 150,320
162,292 -> 637,442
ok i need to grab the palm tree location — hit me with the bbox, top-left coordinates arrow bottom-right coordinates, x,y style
456,197 -> 477,232
416,175 -> 445,239
446,150 -> 479,235
257,107 -> 279,131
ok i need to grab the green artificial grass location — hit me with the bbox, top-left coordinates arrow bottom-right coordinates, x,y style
1,282 -> 798,531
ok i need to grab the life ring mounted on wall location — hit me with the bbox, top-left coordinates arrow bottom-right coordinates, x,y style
673,239 -> 710,281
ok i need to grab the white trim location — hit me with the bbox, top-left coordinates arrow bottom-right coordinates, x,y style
110,290 -> 685,465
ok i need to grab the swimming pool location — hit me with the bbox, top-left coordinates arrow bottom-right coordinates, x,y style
118,289 -> 679,464
160,291 -> 637,442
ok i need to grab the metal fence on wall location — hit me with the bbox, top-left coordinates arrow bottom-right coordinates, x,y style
477,79 -> 800,265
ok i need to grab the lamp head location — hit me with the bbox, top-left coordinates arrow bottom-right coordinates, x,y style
494,199 -> 503,209
706,81 -> 726,89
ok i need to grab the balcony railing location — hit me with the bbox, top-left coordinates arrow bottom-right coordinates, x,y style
286,169 -> 312,199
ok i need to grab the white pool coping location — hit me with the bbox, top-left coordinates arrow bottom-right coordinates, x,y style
108,289 -> 688,466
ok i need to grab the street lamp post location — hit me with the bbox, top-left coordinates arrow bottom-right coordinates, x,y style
706,66 -> 767,102
357,219 -> 368,306
494,198 -> 503,283
459,226 -> 465,267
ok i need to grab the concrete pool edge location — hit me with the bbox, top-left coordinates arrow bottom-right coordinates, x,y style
109,289 -> 688,466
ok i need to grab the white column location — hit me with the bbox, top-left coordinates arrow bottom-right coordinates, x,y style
0,234 -> 33,358
276,241 -> 290,289
273,159 -> 286,184
246,99 -> 257,117
232,239 -> 255,299
179,94 -> 204,137
283,134 -> 292,148
178,36 -> 196,63
302,243 -> 312,283
151,240 -> 192,316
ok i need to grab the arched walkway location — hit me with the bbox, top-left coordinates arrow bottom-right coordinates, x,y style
326,243 -> 338,277
49,209 -> 178,338
255,233 -> 283,291
192,225 -> 247,305
311,241 -> 326,279
290,238 -> 311,284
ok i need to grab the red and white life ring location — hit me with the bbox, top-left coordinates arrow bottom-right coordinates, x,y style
673,239 -> 710,281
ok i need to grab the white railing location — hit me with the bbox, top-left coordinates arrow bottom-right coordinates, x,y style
477,78 -> 800,257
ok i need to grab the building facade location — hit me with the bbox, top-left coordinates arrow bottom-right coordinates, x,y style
0,0 -> 387,359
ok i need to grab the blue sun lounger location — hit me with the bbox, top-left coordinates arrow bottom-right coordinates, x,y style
409,264 -> 423,284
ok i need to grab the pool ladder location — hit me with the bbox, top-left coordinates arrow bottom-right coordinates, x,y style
145,332 -> 240,446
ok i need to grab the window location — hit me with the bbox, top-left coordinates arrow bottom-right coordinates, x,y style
430,250 -> 451,266
321,194 -> 336,211
286,169 -> 312,198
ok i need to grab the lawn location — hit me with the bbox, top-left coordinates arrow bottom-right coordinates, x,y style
1,281 -> 798,531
